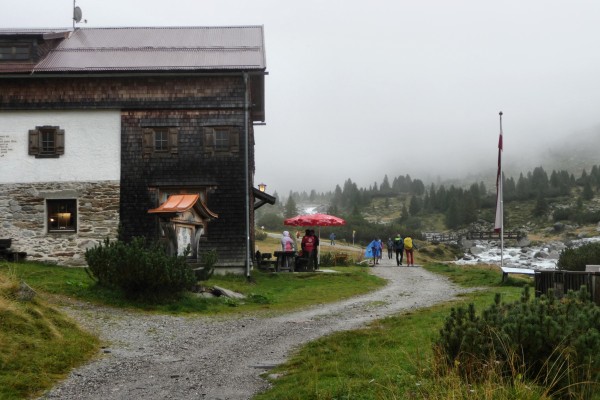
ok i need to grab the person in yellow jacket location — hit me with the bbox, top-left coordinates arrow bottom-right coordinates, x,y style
404,235 -> 415,266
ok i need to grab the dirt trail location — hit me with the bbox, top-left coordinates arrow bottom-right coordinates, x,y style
41,258 -> 468,400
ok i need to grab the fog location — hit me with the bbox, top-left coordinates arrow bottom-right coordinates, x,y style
3,0 -> 600,195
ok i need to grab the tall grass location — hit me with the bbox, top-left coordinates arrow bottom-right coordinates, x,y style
0,264 -> 99,399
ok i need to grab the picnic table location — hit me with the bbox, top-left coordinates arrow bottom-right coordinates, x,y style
501,266 -> 536,282
274,251 -> 296,272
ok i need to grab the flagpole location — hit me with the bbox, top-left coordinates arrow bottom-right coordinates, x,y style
499,112 -> 504,269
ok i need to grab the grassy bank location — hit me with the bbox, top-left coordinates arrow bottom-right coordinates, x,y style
2,262 -> 385,315
0,265 -> 99,400
253,264 -> 559,400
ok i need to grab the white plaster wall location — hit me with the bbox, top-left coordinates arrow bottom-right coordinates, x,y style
0,110 -> 121,184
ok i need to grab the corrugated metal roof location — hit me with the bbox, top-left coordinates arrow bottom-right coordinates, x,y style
32,26 -> 266,72
0,28 -> 71,36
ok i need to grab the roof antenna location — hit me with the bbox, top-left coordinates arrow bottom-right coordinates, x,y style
73,0 -> 87,29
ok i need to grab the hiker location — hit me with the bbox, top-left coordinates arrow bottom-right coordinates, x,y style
386,237 -> 394,259
372,239 -> 382,265
281,231 -> 295,252
404,235 -> 415,266
394,234 -> 404,266
365,239 -> 379,265
301,229 -> 317,271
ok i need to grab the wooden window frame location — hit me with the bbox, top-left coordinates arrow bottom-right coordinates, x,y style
203,127 -> 240,156
47,199 -> 77,233
0,42 -> 33,62
28,126 -> 65,158
143,127 -> 178,157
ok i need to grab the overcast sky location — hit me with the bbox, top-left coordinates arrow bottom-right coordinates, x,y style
3,0 -> 600,196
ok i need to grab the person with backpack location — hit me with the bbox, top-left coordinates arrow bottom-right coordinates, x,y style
393,233 -> 404,266
404,235 -> 415,266
386,238 -> 394,260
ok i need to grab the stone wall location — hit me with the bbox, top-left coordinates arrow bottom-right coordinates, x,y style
0,181 -> 119,266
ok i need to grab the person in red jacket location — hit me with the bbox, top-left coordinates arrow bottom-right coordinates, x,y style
301,229 -> 316,271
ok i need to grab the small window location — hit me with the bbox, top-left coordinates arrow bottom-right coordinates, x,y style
143,128 -> 178,156
28,126 -> 65,158
0,42 -> 32,61
47,199 -> 77,233
203,127 -> 240,156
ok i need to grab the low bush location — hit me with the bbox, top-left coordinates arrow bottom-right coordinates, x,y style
255,229 -> 268,241
558,242 -> 600,271
435,286 -> 600,399
85,237 -> 196,299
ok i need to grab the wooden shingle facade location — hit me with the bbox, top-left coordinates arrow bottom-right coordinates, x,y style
0,27 -> 272,271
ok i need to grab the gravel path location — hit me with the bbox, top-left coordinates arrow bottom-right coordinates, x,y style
40,257 -> 468,400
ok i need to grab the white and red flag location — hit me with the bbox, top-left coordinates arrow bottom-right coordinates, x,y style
494,113 -> 504,232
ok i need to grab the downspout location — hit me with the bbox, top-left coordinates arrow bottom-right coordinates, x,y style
244,72 -> 252,279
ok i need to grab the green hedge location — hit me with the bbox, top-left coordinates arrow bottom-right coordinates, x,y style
558,242 -> 600,271
85,237 -> 196,299
435,286 -> 600,399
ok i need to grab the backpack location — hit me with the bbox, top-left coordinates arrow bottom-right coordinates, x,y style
403,237 -> 413,250
394,238 -> 404,251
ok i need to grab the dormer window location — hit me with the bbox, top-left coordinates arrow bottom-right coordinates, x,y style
0,42 -> 33,61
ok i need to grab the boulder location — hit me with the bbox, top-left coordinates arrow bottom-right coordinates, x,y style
18,281 -> 36,302
553,223 -> 565,232
212,285 -> 246,299
470,246 -> 485,255
534,251 -> 549,259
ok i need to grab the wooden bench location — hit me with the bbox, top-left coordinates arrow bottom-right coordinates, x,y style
255,252 -> 276,271
501,266 -> 536,282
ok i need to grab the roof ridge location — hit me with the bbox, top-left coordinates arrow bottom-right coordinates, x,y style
73,25 -> 263,30
52,47 -> 262,52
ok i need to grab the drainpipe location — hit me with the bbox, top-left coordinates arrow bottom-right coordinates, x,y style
244,72 -> 251,279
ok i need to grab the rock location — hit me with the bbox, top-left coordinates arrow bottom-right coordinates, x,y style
194,292 -> 216,298
17,281 -> 36,301
212,286 -> 246,299
516,237 -> 531,247
470,246 -> 485,255
553,223 -> 565,232
548,251 -> 561,260
534,251 -> 549,259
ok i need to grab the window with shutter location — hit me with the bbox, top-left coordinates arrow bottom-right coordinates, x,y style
142,127 -> 178,156
204,127 -> 240,156
28,126 -> 65,158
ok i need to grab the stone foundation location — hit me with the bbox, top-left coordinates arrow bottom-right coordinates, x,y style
0,181 -> 120,266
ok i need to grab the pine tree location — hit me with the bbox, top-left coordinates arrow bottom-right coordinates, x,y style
532,193 -> 549,217
284,195 -> 298,218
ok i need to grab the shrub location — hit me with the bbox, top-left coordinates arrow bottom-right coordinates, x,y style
195,249 -> 218,281
435,286 -> 600,399
85,237 -> 196,299
558,242 -> 600,271
254,229 -> 268,241
319,252 -> 334,266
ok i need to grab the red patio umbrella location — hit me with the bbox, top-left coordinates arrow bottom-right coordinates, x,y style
284,213 -> 346,263
283,213 -> 346,227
